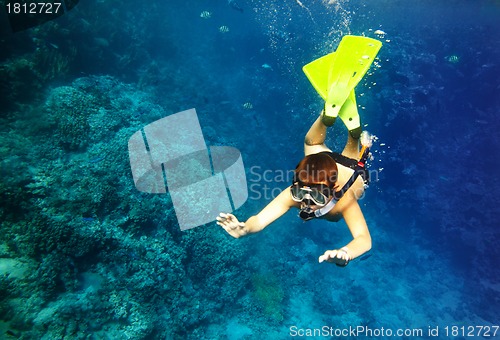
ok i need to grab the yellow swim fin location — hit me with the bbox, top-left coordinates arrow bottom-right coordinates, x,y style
338,89 -> 362,139
302,51 -> 335,101
302,53 -> 360,137
303,35 -> 382,131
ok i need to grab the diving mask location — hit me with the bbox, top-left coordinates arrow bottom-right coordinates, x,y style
290,183 -> 332,207
291,184 -> 337,222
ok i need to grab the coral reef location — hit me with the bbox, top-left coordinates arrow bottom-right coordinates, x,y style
45,86 -> 97,150
251,273 -> 285,322
0,76 -> 257,338
1,0 -> 499,337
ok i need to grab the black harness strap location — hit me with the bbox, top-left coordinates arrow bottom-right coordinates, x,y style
323,151 -> 358,170
320,151 -> 370,186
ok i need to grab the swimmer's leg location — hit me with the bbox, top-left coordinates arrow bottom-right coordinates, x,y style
342,131 -> 359,159
304,111 -> 332,156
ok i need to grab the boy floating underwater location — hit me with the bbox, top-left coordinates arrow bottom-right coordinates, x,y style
217,36 -> 382,267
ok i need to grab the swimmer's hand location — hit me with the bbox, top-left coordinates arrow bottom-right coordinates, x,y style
217,213 -> 247,238
318,248 -> 350,267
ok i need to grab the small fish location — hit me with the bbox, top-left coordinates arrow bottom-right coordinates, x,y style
200,11 -> 211,19
374,29 -> 386,36
447,55 -> 460,64
261,63 -> 273,70
243,102 -> 253,110
219,25 -> 230,33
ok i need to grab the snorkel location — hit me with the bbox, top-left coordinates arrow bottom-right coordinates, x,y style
358,131 -> 373,169
299,203 -> 316,221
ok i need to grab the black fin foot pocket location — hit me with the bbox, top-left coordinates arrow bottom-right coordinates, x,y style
322,114 -> 336,127
349,126 -> 362,139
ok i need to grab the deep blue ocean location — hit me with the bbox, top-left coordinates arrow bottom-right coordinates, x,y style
1,0 -> 499,338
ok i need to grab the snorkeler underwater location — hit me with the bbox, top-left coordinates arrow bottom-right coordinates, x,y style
0,0 -> 499,338
218,35 -> 381,267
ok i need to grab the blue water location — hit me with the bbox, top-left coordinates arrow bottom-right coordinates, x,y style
1,0 -> 499,338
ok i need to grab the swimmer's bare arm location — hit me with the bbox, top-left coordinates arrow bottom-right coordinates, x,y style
217,188 -> 294,238
319,200 -> 372,263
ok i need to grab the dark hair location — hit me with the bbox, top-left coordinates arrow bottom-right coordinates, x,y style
294,153 -> 338,187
